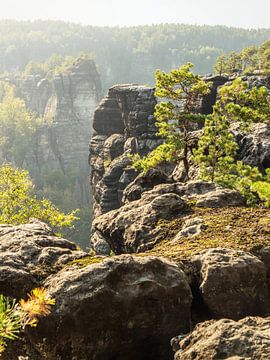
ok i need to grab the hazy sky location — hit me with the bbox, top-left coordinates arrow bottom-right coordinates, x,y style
1,0 -> 270,28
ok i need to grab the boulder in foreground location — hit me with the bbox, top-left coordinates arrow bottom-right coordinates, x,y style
31,255 -> 192,360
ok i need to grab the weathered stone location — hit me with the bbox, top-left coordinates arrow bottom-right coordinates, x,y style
123,168 -> 172,203
173,217 -> 206,241
103,134 -> 125,160
193,248 -> 270,319
92,185 -> 188,254
195,188 -> 246,208
6,59 -> 102,210
90,231 -> 111,256
92,180 -> 247,254
0,220 -> 87,298
234,122 -> 270,171
200,75 -> 229,115
90,84 -> 160,219
30,255 -> 192,360
174,317 -> 270,360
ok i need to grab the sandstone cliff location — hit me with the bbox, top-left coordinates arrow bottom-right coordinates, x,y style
15,59 -> 102,207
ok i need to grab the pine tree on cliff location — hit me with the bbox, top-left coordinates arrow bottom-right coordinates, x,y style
132,63 -> 211,177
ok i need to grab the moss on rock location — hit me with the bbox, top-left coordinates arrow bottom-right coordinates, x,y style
145,207 -> 270,262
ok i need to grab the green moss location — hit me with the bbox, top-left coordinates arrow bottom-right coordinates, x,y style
146,207 -> 270,262
67,256 -> 104,268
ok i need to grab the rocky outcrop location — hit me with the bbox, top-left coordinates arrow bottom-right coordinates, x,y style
13,59 -> 102,207
28,255 -> 192,360
0,220 -> 87,299
192,248 -> 270,319
91,181 -> 245,255
234,122 -> 270,171
90,84 -> 160,217
173,317 -> 270,360
2,221 -> 270,359
90,76 -> 270,223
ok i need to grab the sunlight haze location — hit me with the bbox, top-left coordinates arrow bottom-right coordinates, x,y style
1,0 -> 270,28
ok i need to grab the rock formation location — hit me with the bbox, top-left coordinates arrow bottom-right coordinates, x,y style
30,255 -> 192,360
91,180 -> 245,255
1,221 -> 270,359
14,59 -> 102,206
90,84 -> 160,217
0,220 -> 87,299
173,316 -> 270,359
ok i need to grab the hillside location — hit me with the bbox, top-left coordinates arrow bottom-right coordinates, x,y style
2,20 -> 270,89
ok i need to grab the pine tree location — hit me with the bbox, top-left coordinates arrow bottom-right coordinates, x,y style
133,63 -> 211,176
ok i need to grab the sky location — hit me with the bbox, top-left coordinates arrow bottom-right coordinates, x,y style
1,0 -> 270,29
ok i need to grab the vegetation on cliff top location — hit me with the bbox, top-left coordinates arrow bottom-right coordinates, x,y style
132,64 -> 270,208
213,38 -> 270,75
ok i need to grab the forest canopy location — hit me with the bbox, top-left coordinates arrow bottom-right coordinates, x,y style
213,39 -> 270,75
1,20 -> 270,88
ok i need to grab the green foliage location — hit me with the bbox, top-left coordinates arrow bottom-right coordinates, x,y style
213,51 -> 242,75
132,63 -> 211,174
1,21 -> 270,88
215,162 -> 263,206
132,143 -> 179,173
213,38 -> 270,75
0,288 -> 54,353
0,81 -> 43,166
0,164 -> 77,232
194,78 -> 270,181
217,78 -> 270,126
194,77 -> 270,207
252,181 -> 270,207
193,114 -> 238,182
24,53 -> 95,79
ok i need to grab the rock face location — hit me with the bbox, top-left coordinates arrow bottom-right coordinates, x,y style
89,77 -> 231,219
0,220 -> 87,299
234,122 -> 270,171
14,59 -> 102,206
90,76 -> 270,222
174,317 -> 270,360
90,84 -> 161,218
29,255 -> 192,360
192,248 -> 270,319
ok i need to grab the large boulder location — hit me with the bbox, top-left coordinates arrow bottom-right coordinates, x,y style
29,255 -> 192,360
174,316 -> 270,360
195,188 -> 246,208
192,248 -> 270,319
92,185 -> 188,254
0,220 -> 87,298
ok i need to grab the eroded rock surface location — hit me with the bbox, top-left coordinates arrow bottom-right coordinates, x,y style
30,255 -> 192,360
7,59 -> 102,208
0,220 -> 87,298
90,84 -> 161,218
234,122 -> 270,171
174,317 -> 270,360
192,248 -> 270,319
